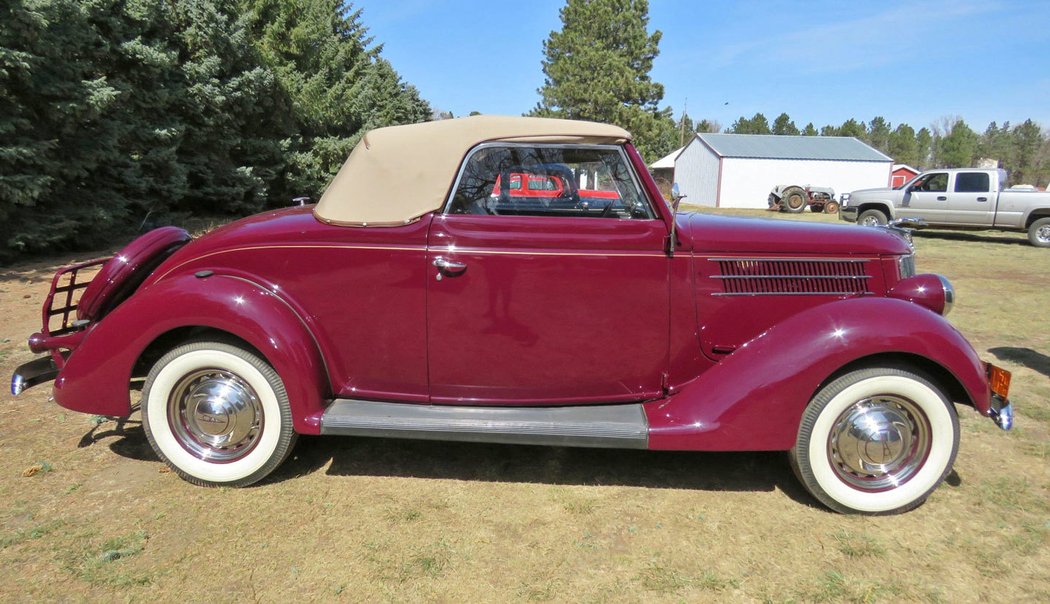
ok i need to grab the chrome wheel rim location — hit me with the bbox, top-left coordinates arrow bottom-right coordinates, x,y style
1037,225 -> 1050,243
860,216 -> 881,227
827,395 -> 931,492
167,369 -> 263,462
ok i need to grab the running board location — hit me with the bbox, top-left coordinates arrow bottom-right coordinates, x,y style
320,399 -> 649,449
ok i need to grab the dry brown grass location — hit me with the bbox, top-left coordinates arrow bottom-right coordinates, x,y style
1,209 -> 1048,602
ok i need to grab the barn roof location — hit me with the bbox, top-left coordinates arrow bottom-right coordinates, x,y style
650,146 -> 684,169
693,133 -> 892,163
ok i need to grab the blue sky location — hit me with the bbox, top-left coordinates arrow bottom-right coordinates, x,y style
355,0 -> 1050,133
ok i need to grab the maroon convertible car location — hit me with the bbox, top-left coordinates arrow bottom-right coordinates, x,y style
12,116 -> 1013,514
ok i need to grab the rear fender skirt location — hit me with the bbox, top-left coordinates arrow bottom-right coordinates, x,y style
645,297 -> 990,451
53,274 -> 329,434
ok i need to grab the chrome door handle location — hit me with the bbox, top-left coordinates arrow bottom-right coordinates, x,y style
433,256 -> 467,278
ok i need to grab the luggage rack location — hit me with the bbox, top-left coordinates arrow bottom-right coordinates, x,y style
42,257 -> 110,337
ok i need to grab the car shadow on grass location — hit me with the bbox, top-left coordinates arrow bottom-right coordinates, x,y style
988,346 -> 1050,378
912,230 -> 1029,246
273,435 -> 823,509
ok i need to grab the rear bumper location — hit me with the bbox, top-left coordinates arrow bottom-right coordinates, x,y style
11,356 -> 59,396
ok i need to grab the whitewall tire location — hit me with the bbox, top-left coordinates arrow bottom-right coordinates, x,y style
142,341 -> 297,487
790,367 -> 959,514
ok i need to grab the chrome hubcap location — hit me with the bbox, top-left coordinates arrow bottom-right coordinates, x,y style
828,395 -> 930,492
1037,225 -> 1050,243
168,370 -> 263,462
861,216 -> 880,227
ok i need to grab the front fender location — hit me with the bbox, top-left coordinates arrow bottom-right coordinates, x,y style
645,297 -> 990,451
53,274 -> 329,434
856,199 -> 896,219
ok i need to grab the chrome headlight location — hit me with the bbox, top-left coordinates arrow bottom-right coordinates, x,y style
839,193 -> 851,207
889,273 -> 954,316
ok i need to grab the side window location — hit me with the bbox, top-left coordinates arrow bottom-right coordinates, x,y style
447,145 -> 654,219
916,173 -> 948,193
954,172 -> 990,193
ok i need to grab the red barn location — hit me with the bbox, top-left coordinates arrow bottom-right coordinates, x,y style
891,164 -> 920,187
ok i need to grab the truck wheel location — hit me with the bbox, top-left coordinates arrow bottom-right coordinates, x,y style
790,366 -> 959,514
1028,217 -> 1050,248
824,201 -> 840,214
142,340 -> 297,487
857,209 -> 888,227
781,186 -> 807,213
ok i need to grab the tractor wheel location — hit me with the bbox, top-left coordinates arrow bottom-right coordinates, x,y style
781,186 -> 807,213
824,201 -> 840,214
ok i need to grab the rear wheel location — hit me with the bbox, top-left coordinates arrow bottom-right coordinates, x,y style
790,367 -> 959,514
142,340 -> 297,487
781,186 -> 807,213
857,209 -> 888,227
1028,217 -> 1050,247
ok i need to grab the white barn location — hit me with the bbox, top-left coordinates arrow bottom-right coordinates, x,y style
673,133 -> 893,209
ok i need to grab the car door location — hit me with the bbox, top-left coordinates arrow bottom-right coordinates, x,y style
946,171 -> 995,226
426,143 -> 670,405
899,172 -> 950,224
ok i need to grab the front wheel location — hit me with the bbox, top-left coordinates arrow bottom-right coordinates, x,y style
824,201 -> 840,214
1028,217 -> 1050,248
790,367 -> 959,514
857,209 -> 888,227
142,340 -> 298,487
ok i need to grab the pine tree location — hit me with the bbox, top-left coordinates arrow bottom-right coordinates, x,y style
772,113 -> 799,135
867,117 -> 891,153
888,123 -> 919,167
915,128 -> 933,167
241,0 -> 431,200
838,119 -> 867,140
172,0 -> 289,215
936,118 -> 978,168
1011,119 -> 1045,186
729,113 -> 771,134
802,122 -> 818,136
1,0 -> 187,261
532,0 -> 676,161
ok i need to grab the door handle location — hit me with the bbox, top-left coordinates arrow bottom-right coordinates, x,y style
433,256 -> 467,278
977,196 -> 988,202
936,196 -> 947,201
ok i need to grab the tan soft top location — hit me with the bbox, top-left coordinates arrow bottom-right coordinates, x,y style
314,115 -> 631,226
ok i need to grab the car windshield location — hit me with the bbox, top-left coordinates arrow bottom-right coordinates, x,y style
448,145 -> 653,218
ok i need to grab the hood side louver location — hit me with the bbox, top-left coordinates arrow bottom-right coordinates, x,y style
711,257 -> 871,296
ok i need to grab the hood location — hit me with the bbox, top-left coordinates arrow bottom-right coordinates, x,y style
849,186 -> 896,198
679,213 -> 911,256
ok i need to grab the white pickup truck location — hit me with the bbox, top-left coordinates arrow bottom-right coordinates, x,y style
840,168 -> 1050,247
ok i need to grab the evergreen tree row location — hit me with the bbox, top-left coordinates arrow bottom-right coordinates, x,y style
0,0 -> 430,263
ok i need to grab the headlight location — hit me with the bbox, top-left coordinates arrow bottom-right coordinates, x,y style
839,193 -> 851,207
889,273 -> 954,316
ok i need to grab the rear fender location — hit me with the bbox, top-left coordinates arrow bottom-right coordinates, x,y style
53,274 -> 329,434
646,297 -> 990,451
